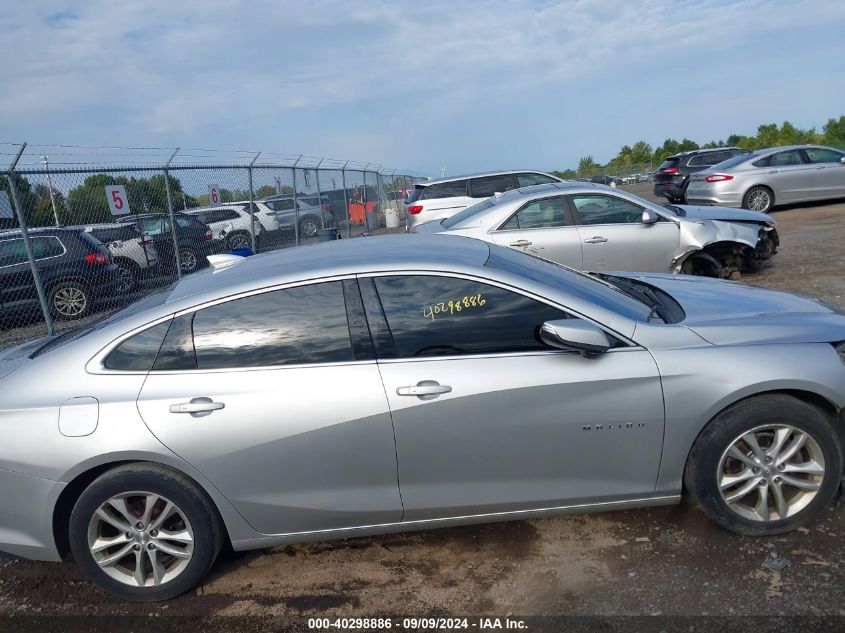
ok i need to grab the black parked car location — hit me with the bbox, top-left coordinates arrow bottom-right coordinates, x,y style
117,213 -> 225,274
590,175 -> 622,186
0,227 -> 120,321
654,147 -> 750,203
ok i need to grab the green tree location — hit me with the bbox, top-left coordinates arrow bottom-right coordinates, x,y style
577,155 -> 600,176
822,116 -> 845,145
255,184 -> 278,198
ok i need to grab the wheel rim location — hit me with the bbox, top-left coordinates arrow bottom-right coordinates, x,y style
301,220 -> 318,237
87,491 -> 195,588
116,266 -> 134,293
179,250 -> 197,271
53,286 -> 87,316
747,190 -> 771,212
718,424 -> 825,522
228,234 -> 250,249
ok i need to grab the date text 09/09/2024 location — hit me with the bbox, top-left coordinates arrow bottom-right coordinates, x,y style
307,617 -> 528,630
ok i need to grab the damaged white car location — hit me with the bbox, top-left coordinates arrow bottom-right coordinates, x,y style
412,182 -> 778,278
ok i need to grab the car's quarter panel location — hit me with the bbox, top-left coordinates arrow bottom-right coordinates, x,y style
378,351 -> 666,520
136,363 -> 402,535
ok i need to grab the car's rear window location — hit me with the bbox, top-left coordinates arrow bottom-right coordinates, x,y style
717,152 -> 758,169
658,158 -> 680,169
419,181 -> 468,200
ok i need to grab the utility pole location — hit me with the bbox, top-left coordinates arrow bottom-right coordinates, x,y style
41,155 -> 60,226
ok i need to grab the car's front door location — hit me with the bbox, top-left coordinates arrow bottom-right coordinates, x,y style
490,196 -> 583,269
567,194 -> 680,272
136,279 -> 403,536
361,274 -> 665,522
803,147 -> 845,199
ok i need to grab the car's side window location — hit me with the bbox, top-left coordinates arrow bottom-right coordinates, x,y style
420,181 -> 468,200
499,197 -> 568,231
141,217 -> 165,235
371,275 -> 569,359
570,195 -> 643,225
805,148 -> 844,164
516,173 -> 557,187
0,239 -> 26,267
189,281 -> 354,369
104,320 -> 171,371
688,154 -> 716,167
469,175 -> 516,198
767,150 -> 804,167
31,236 -> 64,259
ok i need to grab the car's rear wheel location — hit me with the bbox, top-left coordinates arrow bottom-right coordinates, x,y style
178,248 -> 198,273
742,186 -> 774,213
113,259 -> 139,294
69,464 -> 223,601
225,231 -> 252,251
299,217 -> 320,239
48,281 -> 92,320
685,395 -> 842,535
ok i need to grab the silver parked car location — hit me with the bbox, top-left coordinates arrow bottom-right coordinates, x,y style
685,145 -> 845,213
1,235 -> 843,601
414,182 -> 778,278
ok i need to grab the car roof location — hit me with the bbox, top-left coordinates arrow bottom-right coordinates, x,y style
754,144 -> 838,156
165,234 -> 491,305
185,205 -> 247,213
668,147 -> 745,159
69,223 -> 131,230
414,170 -> 558,187
0,226 -> 82,239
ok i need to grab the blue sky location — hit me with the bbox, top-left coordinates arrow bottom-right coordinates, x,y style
1,0 -> 843,176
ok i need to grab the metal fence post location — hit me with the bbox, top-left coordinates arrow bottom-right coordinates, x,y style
292,155 -> 302,246
5,143 -> 55,335
362,163 -> 370,233
341,161 -> 351,239
162,148 -> 182,279
314,159 -> 324,231
248,152 -> 260,252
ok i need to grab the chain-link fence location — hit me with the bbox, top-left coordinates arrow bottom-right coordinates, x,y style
0,143 -> 422,349
574,161 -> 654,182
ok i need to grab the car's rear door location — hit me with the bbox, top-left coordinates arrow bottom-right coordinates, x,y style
762,149 -> 815,202
567,193 -> 680,272
362,274 -> 665,522
489,196 -> 583,269
136,278 -> 403,536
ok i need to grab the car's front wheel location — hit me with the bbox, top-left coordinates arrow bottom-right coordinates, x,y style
68,464 -> 223,601
742,186 -> 774,213
685,395 -> 842,535
48,281 -> 92,320
113,259 -> 139,294
178,248 -> 199,273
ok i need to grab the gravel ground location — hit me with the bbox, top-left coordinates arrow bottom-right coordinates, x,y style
2,185 -> 845,625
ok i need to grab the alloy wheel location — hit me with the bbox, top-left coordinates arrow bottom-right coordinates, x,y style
747,190 -> 771,212
53,286 -> 87,317
179,250 -> 197,272
87,491 -> 195,588
718,424 -> 825,522
227,233 -> 251,250
300,220 -> 318,238
115,266 -> 135,293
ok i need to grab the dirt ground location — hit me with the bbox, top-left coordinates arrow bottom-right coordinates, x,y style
2,185 -> 845,626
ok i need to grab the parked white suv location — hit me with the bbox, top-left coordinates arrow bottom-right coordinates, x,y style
77,223 -> 158,293
185,206 -> 263,250
405,170 -> 561,230
229,200 -> 280,233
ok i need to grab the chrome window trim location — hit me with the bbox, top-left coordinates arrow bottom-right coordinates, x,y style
357,269 -> 639,354
0,236 -> 67,269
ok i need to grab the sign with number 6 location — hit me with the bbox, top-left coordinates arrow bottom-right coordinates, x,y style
105,185 -> 129,216
208,184 -> 220,205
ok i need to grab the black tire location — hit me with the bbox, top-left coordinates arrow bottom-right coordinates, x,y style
685,395 -> 842,536
178,248 -> 199,273
48,280 -> 92,320
742,186 -> 774,213
299,216 -> 320,239
113,259 -> 139,294
68,463 -> 224,602
225,231 -> 252,251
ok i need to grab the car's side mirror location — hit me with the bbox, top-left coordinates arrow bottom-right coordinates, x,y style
840,156 -> 845,164
642,209 -> 659,224
539,319 -> 612,356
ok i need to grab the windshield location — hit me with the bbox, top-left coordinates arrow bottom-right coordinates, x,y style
484,244 -> 652,322
30,283 -> 176,358
441,198 -> 497,229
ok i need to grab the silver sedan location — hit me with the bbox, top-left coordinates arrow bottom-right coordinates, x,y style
1,235 -> 843,601
414,182 -> 778,279
685,144 -> 845,213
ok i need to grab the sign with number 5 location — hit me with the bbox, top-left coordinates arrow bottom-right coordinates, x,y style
105,185 -> 129,216
208,184 -> 220,205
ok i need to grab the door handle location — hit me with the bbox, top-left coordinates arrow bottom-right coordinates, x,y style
815,166 -> 826,170
169,397 -> 225,416
584,236 -> 608,244
767,170 -> 779,174
509,240 -> 532,247
397,381 -> 452,397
